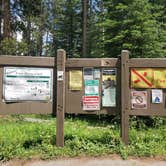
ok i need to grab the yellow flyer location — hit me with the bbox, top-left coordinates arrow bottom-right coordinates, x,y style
69,70 -> 82,90
153,69 -> 166,88
131,68 -> 153,88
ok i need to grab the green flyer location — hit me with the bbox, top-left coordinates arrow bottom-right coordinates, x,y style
85,80 -> 99,96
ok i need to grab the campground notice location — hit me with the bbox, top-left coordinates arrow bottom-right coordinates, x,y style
3,67 -> 53,102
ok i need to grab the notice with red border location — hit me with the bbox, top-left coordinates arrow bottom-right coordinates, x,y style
82,96 -> 100,110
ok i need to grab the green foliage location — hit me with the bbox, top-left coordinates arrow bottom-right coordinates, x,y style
0,115 -> 165,161
1,0 -> 166,57
101,0 -> 165,57
0,38 -> 28,55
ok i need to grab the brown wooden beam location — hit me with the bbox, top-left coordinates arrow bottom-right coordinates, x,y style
129,58 -> 166,68
0,56 -> 55,67
56,49 -> 66,147
121,50 -> 130,145
66,58 -> 119,67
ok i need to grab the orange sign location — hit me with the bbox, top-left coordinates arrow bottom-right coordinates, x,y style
131,68 -> 166,88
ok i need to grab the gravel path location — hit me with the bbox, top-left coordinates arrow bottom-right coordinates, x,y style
1,157 -> 166,166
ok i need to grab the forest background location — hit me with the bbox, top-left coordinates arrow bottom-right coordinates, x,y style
0,0 -> 165,58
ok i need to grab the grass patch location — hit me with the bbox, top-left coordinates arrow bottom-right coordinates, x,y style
0,115 -> 165,161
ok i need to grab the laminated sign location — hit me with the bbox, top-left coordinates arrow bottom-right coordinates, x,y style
3,67 -> 53,102
82,96 -> 100,110
131,91 -> 147,109
152,89 -> 163,104
102,69 -> 116,107
131,68 -> 166,88
131,68 -> 153,88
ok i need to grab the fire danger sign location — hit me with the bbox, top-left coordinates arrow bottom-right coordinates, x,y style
131,68 -> 166,88
131,91 -> 147,109
131,68 -> 153,88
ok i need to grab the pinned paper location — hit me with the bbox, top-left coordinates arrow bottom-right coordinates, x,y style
57,71 -> 64,81
102,69 -> 116,107
85,80 -> 99,96
83,68 -> 93,80
3,67 -> 53,102
152,89 -> 163,104
131,91 -> 147,109
69,70 -> 82,90
82,96 -> 100,110
94,69 -> 100,79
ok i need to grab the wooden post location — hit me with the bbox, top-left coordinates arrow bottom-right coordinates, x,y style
121,50 -> 130,145
56,49 -> 66,147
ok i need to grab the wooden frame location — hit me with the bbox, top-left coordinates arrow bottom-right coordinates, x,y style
0,49 -> 166,147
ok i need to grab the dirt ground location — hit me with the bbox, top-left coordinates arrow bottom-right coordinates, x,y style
1,156 -> 166,166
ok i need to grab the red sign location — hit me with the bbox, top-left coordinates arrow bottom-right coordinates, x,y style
82,96 -> 100,110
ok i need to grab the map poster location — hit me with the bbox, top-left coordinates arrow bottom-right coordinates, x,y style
3,67 -> 53,102
102,68 -> 116,107
131,90 -> 147,109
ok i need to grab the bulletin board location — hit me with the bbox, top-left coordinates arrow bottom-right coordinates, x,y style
65,58 -> 120,115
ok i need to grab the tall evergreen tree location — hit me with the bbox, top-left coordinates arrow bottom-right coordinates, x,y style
82,0 -> 88,57
102,0 -> 162,57
0,0 -> 2,41
3,0 -> 11,39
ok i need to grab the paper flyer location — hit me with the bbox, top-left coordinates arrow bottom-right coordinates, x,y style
3,67 -> 53,102
57,71 -> 64,81
84,80 -> 99,96
94,69 -> 100,79
102,68 -> 116,107
151,89 -> 163,104
69,70 -> 82,90
82,96 -> 100,110
83,68 -> 93,80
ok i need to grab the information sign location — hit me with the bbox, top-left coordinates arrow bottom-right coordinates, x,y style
3,67 -> 53,102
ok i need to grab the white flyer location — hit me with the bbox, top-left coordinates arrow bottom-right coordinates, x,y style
152,89 -> 163,104
83,68 -> 93,80
3,67 -> 53,102
57,71 -> 64,81
94,69 -> 100,79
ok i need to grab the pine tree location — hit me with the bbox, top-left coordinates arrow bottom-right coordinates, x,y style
102,0 -> 161,58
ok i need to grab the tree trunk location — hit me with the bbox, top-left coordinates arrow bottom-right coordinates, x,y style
3,0 -> 11,38
52,0 -> 57,55
0,0 -> 2,41
82,0 -> 87,57
27,15 -> 31,56
37,2 -> 44,56
69,0 -> 73,56
88,0 -> 92,56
